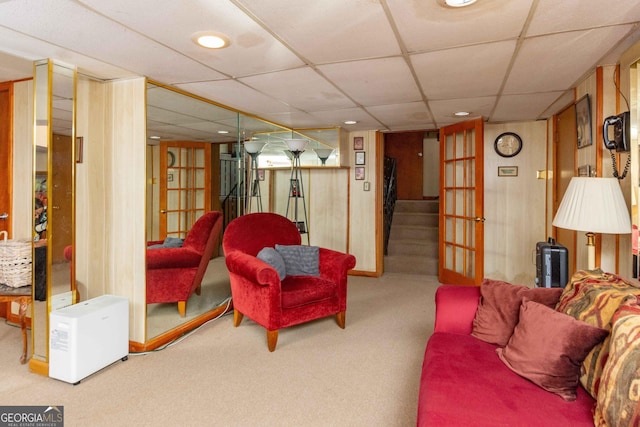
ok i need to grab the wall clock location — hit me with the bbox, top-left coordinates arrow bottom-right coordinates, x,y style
167,151 -> 176,167
494,132 -> 522,158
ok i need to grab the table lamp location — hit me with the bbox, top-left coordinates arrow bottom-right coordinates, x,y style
552,177 -> 631,270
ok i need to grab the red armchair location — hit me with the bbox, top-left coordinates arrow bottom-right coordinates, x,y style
222,212 -> 356,351
146,211 -> 223,317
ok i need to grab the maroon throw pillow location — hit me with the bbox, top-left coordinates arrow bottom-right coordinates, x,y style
496,299 -> 609,401
471,279 -> 563,346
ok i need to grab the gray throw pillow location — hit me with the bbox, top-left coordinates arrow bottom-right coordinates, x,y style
257,247 -> 286,281
275,244 -> 320,277
148,237 -> 184,249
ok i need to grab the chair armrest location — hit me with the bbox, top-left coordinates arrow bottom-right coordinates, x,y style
318,248 -> 356,281
433,285 -> 481,335
147,240 -> 164,247
224,250 -> 281,286
146,248 -> 201,270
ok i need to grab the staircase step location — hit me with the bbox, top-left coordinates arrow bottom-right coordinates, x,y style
384,254 -> 438,275
390,225 -> 438,241
387,239 -> 438,257
392,212 -> 438,227
394,200 -> 439,214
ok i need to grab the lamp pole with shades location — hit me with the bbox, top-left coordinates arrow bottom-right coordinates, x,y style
284,139 -> 309,235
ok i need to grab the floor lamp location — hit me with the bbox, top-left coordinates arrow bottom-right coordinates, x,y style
284,139 -> 308,234
244,141 -> 265,213
552,177 -> 631,270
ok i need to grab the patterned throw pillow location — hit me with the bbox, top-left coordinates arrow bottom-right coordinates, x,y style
555,269 -> 640,398
594,298 -> 640,427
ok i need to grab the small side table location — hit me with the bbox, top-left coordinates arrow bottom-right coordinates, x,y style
0,284 -> 32,364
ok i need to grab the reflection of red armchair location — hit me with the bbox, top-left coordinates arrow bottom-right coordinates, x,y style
222,212 -> 356,351
146,211 -> 223,317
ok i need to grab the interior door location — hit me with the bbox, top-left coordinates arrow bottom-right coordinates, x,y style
0,82 -> 11,236
385,131 -> 423,200
159,141 -> 212,238
554,105 -> 577,274
439,118 -> 484,286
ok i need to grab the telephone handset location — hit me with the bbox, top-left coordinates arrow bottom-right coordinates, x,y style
603,111 -> 630,152
603,111 -> 631,179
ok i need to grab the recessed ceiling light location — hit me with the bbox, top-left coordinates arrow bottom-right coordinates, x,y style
218,130 -> 229,134
444,0 -> 478,7
344,120 -> 358,125
149,135 -> 161,140
192,31 -> 230,49
454,111 -> 470,117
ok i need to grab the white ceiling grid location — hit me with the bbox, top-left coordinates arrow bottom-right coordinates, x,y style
0,0 -> 639,131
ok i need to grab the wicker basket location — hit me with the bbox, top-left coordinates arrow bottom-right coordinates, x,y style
0,231 -> 32,288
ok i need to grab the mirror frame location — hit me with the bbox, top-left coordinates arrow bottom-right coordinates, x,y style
29,59 -> 77,375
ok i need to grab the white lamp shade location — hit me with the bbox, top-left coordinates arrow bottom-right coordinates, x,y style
314,148 -> 334,159
285,139 -> 308,152
552,177 -> 631,234
244,141 -> 266,154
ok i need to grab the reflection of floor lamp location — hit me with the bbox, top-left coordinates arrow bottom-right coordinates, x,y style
244,141 -> 265,213
314,148 -> 334,166
553,177 -> 631,270
284,139 -> 308,234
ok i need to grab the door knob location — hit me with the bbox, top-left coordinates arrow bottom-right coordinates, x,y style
160,210 -> 167,214
0,213 -> 8,220
474,217 -> 485,223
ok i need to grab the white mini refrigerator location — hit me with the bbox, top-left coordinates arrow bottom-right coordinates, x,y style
49,295 -> 129,384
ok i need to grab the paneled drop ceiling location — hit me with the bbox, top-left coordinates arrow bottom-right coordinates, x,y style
1,0 -> 640,132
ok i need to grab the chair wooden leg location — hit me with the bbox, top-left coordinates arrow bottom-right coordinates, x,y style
267,329 -> 278,352
233,310 -> 243,327
195,285 -> 202,296
178,301 -> 186,317
336,311 -> 346,329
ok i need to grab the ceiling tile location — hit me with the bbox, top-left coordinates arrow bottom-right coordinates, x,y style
239,67 -> 357,111
318,57 -> 421,106
78,0 -> 305,79
412,40 -> 516,100
367,102 -> 434,131
310,107 -> 384,131
527,0 -> 640,36
491,92 -> 566,122
387,0 -> 533,52
0,0 -> 226,83
236,0 -> 400,63
429,96 -> 496,124
505,26 -> 635,94
175,79 -> 294,116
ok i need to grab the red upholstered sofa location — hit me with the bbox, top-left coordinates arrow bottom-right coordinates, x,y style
417,285 -> 597,426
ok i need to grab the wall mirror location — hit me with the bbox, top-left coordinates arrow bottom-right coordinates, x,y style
144,82 -> 291,347
31,59 -> 76,371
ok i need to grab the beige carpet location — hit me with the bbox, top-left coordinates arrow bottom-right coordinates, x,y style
1,272 -> 441,427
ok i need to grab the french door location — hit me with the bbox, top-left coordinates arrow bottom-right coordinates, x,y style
159,141 -> 211,239
439,118 -> 484,286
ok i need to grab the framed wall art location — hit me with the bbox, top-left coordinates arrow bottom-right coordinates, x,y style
575,94 -> 592,149
497,166 -> 518,177
355,151 -> 365,165
353,136 -> 364,150
355,167 -> 365,180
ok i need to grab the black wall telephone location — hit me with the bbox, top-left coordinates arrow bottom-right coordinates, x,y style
603,111 -> 630,152
603,111 -> 631,179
